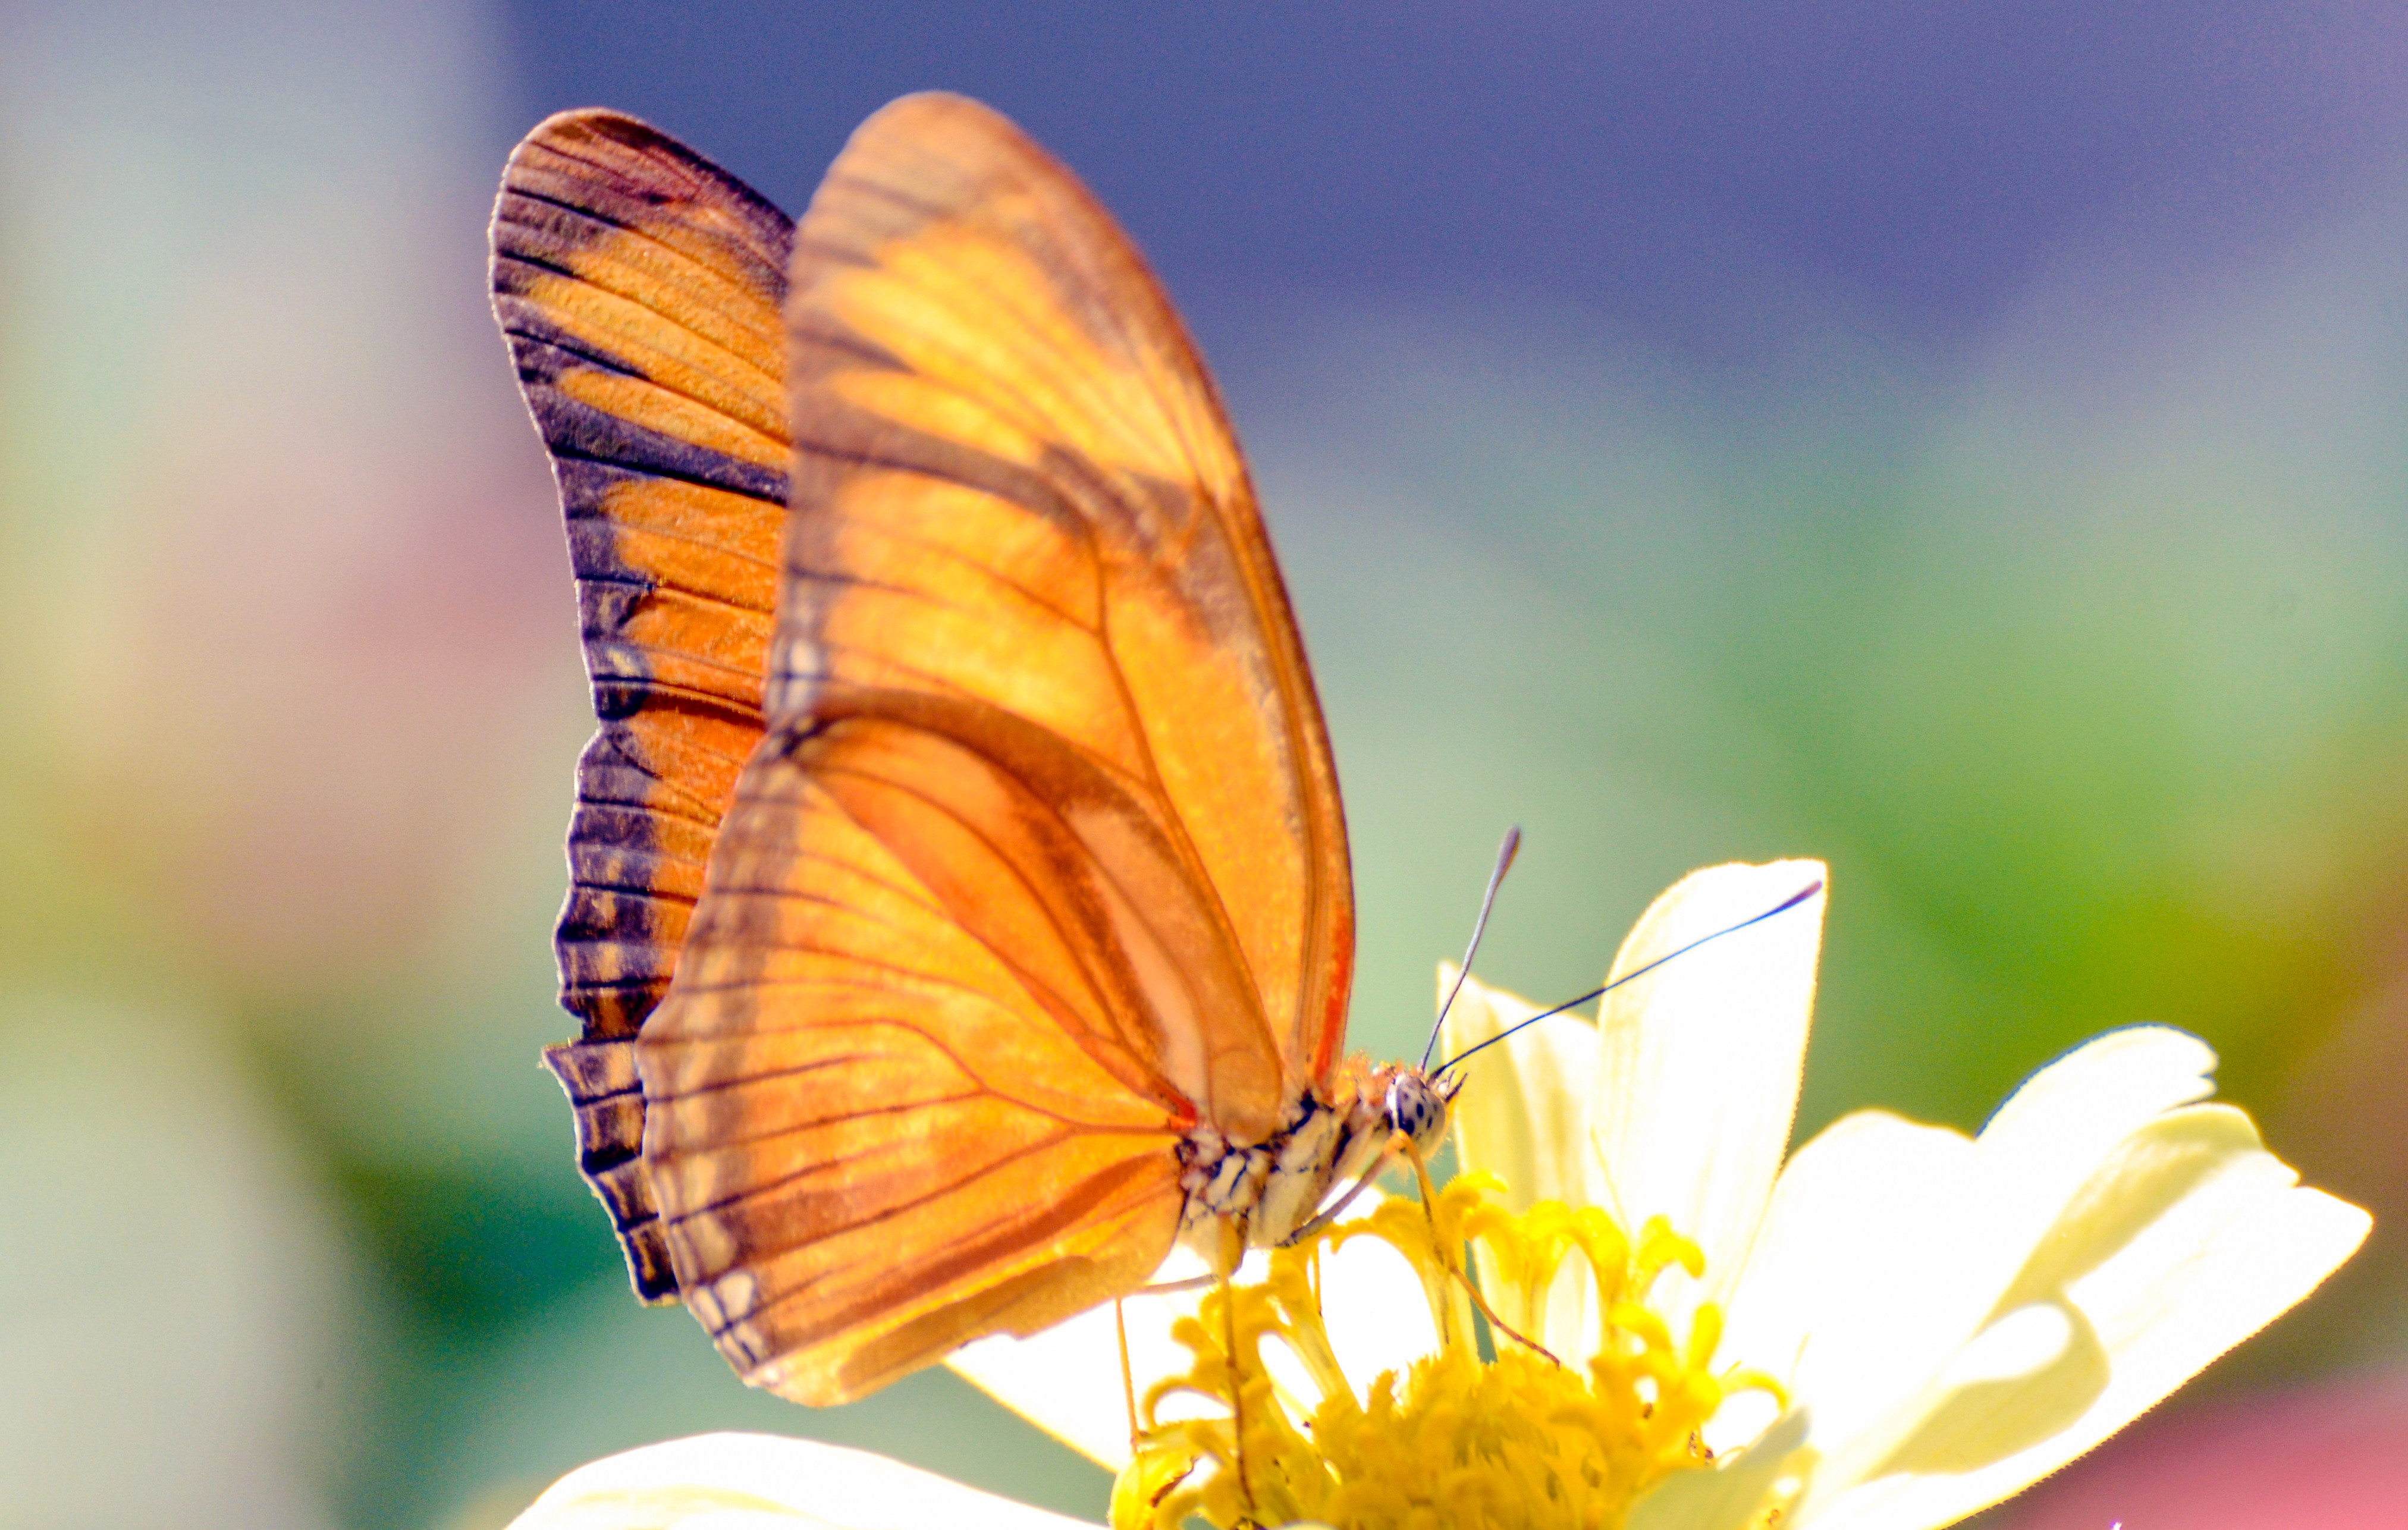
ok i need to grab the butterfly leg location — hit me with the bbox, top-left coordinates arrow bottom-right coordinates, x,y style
1208,1217 -> 1258,1522
1277,1141 -> 1405,1248
1220,1269 -> 1254,1517
1114,1298 -> 1139,1452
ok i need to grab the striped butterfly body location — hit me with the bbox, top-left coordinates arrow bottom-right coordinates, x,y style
491,93 -> 1451,1407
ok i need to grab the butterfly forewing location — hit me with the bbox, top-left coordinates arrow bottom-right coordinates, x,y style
633,93 -> 1357,1400
490,109 -> 793,1296
786,93 -> 1354,1096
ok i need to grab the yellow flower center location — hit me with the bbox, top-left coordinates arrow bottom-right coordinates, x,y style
1112,1173 -> 1782,1530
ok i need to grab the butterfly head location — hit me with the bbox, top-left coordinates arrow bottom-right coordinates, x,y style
1379,1063 -> 1462,1160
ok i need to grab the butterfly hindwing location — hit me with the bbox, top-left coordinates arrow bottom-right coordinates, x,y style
491,109 -> 792,1298
639,720 -> 1189,1403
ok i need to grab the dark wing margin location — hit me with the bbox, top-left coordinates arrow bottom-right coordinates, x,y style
489,108 -> 794,1299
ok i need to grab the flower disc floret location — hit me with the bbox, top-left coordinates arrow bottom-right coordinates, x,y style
1114,1175 -> 1778,1530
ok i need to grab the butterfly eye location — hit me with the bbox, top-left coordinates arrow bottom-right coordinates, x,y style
1384,1070 -> 1449,1152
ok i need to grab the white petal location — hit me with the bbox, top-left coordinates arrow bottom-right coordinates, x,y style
1316,1208 -> 1448,1396
507,1434 -> 1097,1530
1712,1110 -> 1976,1454
947,1280 -> 1197,1473
1927,1300 -> 2077,1388
1628,1410 -> 1813,1530
1591,860 -> 1826,1334
1792,1105 -> 2370,1530
1976,1026 -> 2219,1182
1741,1027 -> 2227,1455
1437,965 -> 1603,1209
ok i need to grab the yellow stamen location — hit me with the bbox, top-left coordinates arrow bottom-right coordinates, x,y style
1114,1174 -> 1783,1530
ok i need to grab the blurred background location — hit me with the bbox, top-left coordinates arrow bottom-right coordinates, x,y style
3,2 -> 2404,1526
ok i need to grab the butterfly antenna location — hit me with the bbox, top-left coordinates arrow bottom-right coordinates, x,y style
1433,876 -> 1823,1078
1420,825 -> 1522,1070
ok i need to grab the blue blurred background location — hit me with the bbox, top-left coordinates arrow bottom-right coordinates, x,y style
4,2 -> 2404,1525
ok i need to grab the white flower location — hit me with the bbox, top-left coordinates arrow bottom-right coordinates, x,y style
1437,859 -> 2371,1530
504,861 -> 2369,1530
503,1432 -> 1093,1529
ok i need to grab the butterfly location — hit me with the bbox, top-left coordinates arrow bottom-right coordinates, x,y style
489,92 -> 1455,1408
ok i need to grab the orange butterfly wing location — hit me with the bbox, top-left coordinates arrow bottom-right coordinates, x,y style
635,93 -> 1356,1403
489,110 -> 792,1297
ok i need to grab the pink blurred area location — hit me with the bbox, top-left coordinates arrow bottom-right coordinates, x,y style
0,0 -> 576,996
2000,1366 -> 2408,1530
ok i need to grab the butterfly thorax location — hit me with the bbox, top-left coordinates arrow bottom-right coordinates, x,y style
1175,1058 -> 1459,1265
